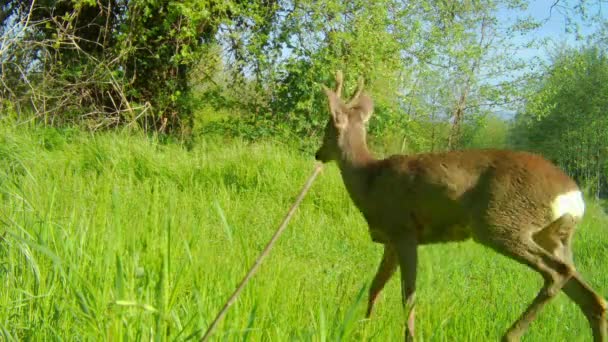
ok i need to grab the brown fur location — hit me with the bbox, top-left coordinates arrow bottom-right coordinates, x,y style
315,71 -> 607,341
339,149 -> 579,245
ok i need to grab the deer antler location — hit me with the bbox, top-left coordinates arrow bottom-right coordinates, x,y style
324,70 -> 364,107
334,70 -> 344,97
321,70 -> 344,98
346,76 -> 364,108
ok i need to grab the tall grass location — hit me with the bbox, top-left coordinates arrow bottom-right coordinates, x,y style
0,122 -> 606,340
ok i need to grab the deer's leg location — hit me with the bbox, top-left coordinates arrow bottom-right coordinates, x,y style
563,273 -> 607,341
394,235 -> 417,341
476,225 -> 574,341
533,214 -> 607,341
533,213 -> 575,264
508,247 -> 573,341
366,244 -> 398,318
502,263 -> 570,342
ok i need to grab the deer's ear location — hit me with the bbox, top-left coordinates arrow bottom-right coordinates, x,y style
354,93 -> 374,123
323,86 -> 348,129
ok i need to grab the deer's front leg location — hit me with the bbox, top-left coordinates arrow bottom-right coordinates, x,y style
395,234 -> 418,341
366,244 -> 398,318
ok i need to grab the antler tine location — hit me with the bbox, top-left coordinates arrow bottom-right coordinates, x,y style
346,76 -> 364,107
335,70 -> 344,98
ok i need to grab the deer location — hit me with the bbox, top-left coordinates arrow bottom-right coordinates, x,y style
314,70 -> 607,341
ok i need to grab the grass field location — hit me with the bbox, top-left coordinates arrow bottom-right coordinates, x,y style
0,122 -> 606,341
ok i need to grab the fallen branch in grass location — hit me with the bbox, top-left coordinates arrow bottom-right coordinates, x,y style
201,162 -> 324,341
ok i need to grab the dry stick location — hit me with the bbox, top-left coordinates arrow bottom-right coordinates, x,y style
201,163 -> 324,342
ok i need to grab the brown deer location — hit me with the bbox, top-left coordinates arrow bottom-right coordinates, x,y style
314,70 -> 607,341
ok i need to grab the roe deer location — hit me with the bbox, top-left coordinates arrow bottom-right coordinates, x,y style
314,71 -> 607,341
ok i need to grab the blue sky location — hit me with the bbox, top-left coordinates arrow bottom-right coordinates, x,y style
507,0 -> 606,63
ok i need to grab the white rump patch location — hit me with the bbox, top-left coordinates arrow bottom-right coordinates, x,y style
551,190 -> 585,221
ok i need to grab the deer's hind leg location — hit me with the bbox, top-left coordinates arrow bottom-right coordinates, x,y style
532,213 -> 576,264
473,219 -> 577,342
534,215 -> 607,341
562,273 -> 608,341
563,274 -> 607,341
499,244 -> 574,342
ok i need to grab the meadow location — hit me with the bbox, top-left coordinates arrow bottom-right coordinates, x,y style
0,122 -> 606,341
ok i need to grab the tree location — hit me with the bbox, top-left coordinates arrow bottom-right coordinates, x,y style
398,1 -> 541,151
0,0 -> 277,132
512,47 -> 608,197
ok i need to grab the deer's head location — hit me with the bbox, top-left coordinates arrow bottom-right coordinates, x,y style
315,71 -> 374,163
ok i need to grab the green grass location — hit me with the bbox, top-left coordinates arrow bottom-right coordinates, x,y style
0,122 -> 606,341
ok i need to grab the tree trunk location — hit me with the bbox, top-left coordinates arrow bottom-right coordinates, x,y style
447,91 -> 468,151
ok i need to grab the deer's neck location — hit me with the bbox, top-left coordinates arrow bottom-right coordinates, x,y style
337,126 -> 376,205
338,125 -> 374,167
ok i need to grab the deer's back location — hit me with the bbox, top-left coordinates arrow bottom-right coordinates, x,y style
364,149 -> 583,244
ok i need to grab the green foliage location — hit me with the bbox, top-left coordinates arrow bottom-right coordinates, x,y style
241,0 -> 406,136
512,47 -> 608,197
1,0 -> 273,132
461,113 -> 510,149
189,0 -> 538,147
1,0 -> 602,152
